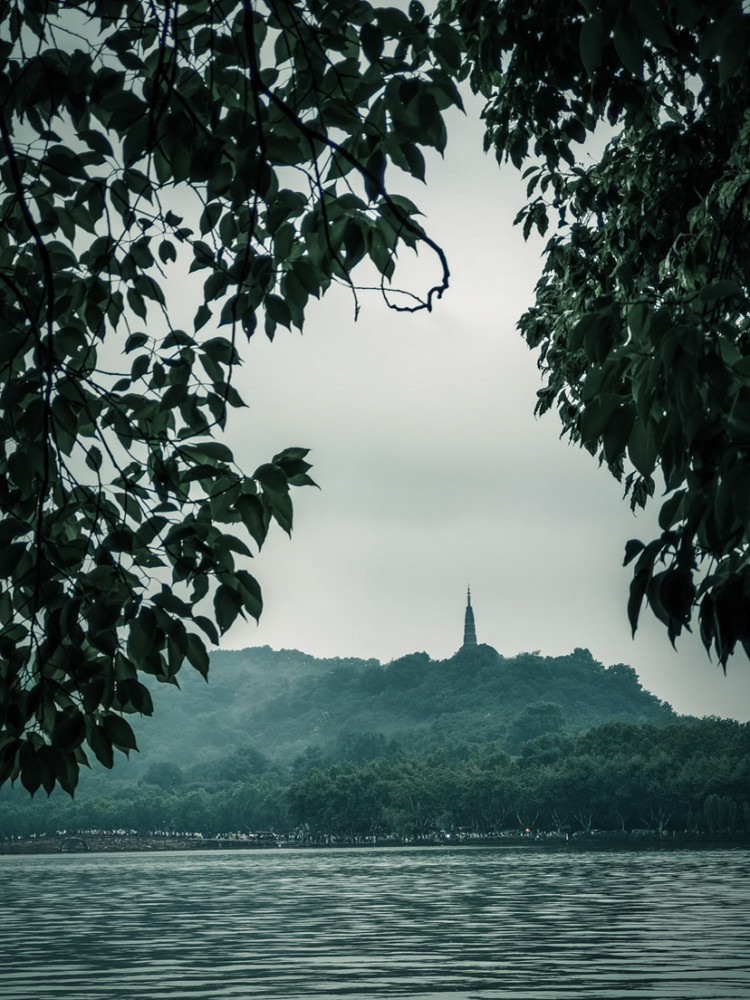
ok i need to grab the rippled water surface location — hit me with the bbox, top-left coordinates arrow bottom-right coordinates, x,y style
2,846 -> 749,999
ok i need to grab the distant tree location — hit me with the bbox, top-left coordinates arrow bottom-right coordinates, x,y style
445,0 -> 750,664
385,652 -> 432,691
194,743 -> 271,785
141,759 -> 184,792
333,728 -> 390,764
607,663 -> 640,685
703,792 -> 739,834
505,701 -> 566,755
0,0 -> 461,793
359,663 -> 387,696
291,744 -> 327,781
462,745 -> 514,830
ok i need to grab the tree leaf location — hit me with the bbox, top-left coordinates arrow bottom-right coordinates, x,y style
89,724 -> 114,769
214,583 -> 243,634
579,11 -> 608,75
613,12 -> 644,77
185,633 -> 210,678
623,539 -> 645,566
101,714 -> 138,752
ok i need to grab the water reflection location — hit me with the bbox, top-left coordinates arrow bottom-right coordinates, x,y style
2,846 -> 749,999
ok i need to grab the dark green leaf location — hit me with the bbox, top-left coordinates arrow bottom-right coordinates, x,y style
102,714 -> 138,751
236,494 -> 268,548
579,11 -> 608,75
89,724 -> 114,769
623,539 -> 645,566
214,583 -> 243,634
185,633 -> 210,678
613,12 -> 644,76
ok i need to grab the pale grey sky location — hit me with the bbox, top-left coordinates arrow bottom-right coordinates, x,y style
179,98 -> 750,722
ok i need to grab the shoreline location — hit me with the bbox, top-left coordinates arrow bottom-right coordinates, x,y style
2,831 -> 749,856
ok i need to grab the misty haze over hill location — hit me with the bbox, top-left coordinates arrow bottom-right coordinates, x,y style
115,644 -> 675,782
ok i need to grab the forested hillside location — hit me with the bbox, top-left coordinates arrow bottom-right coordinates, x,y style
4,645 -> 748,841
120,644 -> 671,781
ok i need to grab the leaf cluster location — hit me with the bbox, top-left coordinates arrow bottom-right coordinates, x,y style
443,0 -> 750,664
0,0 -> 464,794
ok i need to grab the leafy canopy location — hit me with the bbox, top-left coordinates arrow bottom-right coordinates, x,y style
444,0 -> 750,666
0,0 -> 462,794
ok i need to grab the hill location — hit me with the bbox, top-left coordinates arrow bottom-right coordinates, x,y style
115,644 -> 674,784
10,646 -> 750,844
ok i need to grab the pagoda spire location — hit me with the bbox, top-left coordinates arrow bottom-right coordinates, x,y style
462,586 -> 477,648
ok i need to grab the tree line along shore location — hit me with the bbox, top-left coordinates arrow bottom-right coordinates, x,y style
2,719 -> 748,845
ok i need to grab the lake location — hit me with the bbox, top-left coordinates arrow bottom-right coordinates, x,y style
2,845 -> 749,999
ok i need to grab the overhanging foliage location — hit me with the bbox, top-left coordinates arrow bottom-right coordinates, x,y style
445,0 -> 750,665
0,0 -> 460,793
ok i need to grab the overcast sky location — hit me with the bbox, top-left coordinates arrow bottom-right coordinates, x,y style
190,96 -> 750,723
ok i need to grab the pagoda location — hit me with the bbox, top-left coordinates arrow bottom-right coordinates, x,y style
462,587 -> 477,649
